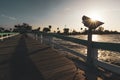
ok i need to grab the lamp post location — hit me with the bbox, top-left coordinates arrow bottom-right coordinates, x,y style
82,15 -> 104,67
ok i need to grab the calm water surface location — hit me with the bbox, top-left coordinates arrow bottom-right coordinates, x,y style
71,34 -> 120,43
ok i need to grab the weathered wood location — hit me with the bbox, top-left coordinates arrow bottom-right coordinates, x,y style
25,36 -> 85,80
0,35 -> 21,80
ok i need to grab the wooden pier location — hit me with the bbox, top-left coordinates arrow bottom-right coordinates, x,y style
0,35 -> 85,80
0,33 -> 120,80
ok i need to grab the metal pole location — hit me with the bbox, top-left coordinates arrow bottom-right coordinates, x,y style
87,28 -> 93,66
87,28 -> 98,69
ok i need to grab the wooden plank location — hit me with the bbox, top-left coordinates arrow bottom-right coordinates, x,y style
25,36 -> 85,80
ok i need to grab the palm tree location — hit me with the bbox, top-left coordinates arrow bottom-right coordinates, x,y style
57,27 -> 59,31
43,28 -> 50,33
48,25 -> 52,29
81,28 -> 83,30
57,27 -> 60,33
0,27 -> 4,32
10,28 -> 12,32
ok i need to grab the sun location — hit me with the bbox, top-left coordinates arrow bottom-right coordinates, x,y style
88,12 -> 103,21
90,14 -> 102,21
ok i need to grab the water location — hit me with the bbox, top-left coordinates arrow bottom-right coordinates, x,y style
54,34 -> 120,66
70,34 -> 120,43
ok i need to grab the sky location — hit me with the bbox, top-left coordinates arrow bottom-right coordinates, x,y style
0,0 -> 120,32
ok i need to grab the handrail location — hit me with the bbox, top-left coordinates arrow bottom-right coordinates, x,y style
0,32 -> 19,40
39,32 -> 120,53
0,32 -> 19,36
95,60 -> 120,74
32,32 -> 120,75
48,33 -> 88,46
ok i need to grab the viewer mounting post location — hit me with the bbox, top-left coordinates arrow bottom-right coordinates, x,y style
82,15 -> 104,67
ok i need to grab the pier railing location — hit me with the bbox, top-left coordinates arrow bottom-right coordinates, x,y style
29,32 -> 120,75
0,32 -> 19,41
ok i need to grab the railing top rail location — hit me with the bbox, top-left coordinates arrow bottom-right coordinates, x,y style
49,33 -> 88,46
0,32 -> 19,35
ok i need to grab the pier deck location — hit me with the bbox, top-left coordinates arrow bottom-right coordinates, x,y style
0,35 -> 85,80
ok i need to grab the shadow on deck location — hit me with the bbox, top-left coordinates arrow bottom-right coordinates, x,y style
10,36 -> 44,80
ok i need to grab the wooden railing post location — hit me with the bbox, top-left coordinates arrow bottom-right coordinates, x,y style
40,34 -> 43,44
1,34 -> 3,41
35,34 -> 38,40
51,37 -> 54,49
42,34 -> 46,45
6,33 -> 9,39
49,36 -> 54,48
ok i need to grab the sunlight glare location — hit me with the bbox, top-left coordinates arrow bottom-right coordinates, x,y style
92,35 -> 99,41
89,12 -> 103,21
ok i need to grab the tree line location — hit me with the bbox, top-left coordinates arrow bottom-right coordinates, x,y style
0,23 -> 119,35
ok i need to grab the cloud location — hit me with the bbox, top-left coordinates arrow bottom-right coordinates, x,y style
1,14 -> 16,20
